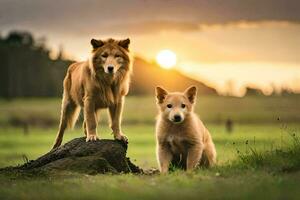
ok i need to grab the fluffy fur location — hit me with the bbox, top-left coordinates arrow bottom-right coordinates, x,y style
155,86 -> 217,173
52,38 -> 132,149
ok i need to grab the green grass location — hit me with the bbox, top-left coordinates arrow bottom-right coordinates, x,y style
0,96 -> 300,199
236,131 -> 300,173
0,123 -> 298,168
0,123 -> 300,199
1,170 -> 300,200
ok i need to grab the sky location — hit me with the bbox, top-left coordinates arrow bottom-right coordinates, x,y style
1,0 -> 300,96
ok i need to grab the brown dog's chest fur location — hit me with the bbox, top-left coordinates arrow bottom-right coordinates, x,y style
157,117 -> 203,155
165,134 -> 193,155
68,61 -> 129,109
91,79 -> 118,109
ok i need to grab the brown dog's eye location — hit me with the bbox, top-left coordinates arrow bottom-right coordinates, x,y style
101,53 -> 108,58
167,104 -> 172,108
115,54 -> 121,58
181,104 -> 186,108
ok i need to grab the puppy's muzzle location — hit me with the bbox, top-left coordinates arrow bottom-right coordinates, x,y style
173,115 -> 182,123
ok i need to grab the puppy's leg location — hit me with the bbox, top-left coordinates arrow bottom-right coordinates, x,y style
84,97 -> 98,141
204,139 -> 217,167
109,96 -> 127,143
52,96 -> 77,149
157,145 -> 172,174
187,145 -> 203,171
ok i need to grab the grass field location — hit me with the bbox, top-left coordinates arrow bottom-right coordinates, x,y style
0,96 -> 300,199
0,123 -> 299,168
0,95 -> 300,126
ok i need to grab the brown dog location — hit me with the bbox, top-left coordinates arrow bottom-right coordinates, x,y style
155,86 -> 216,173
52,38 -> 132,149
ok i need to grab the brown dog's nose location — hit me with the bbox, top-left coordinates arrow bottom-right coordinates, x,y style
174,115 -> 182,122
108,66 -> 114,73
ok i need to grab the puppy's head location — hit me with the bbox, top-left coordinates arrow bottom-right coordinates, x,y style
89,38 -> 131,76
155,86 -> 197,124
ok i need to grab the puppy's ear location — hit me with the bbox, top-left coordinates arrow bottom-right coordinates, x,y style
91,39 -> 104,49
184,86 -> 197,104
155,86 -> 168,104
118,38 -> 130,50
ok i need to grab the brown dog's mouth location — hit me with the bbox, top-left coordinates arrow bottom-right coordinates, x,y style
106,71 -> 114,75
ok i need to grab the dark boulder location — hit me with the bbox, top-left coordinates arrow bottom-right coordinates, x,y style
1,138 -> 142,175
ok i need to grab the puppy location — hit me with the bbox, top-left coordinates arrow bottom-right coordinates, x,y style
155,86 -> 216,173
52,38 -> 132,149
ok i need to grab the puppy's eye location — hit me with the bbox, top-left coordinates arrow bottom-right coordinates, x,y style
167,104 -> 172,108
181,104 -> 186,108
115,54 -> 121,58
101,53 -> 108,58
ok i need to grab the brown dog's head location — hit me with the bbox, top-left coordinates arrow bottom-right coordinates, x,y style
89,38 -> 131,76
155,86 -> 197,124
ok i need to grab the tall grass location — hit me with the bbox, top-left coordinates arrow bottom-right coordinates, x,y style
236,127 -> 300,173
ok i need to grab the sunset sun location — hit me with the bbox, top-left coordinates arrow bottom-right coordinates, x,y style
156,49 -> 177,69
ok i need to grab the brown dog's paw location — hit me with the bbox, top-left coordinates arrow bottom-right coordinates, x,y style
114,133 -> 128,144
86,135 -> 99,142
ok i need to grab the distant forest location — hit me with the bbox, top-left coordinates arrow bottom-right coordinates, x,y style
0,31 -> 72,98
0,31 -> 297,98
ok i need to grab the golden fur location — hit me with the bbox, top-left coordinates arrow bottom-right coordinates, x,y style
155,86 -> 216,173
52,38 -> 132,149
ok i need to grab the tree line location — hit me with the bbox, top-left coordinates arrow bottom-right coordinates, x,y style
0,31 -> 72,98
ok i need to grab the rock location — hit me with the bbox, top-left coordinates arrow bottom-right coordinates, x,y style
1,138 -> 142,175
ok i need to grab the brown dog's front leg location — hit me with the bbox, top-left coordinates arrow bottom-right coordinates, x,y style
157,145 -> 172,174
109,96 -> 128,143
84,97 -> 98,141
187,145 -> 203,171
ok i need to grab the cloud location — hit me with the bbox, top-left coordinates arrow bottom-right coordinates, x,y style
86,20 -> 201,35
92,20 -> 299,36
1,0 -> 300,35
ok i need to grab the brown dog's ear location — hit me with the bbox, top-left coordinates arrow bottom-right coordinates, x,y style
118,38 -> 130,49
91,39 -> 104,49
184,86 -> 197,103
155,86 -> 168,104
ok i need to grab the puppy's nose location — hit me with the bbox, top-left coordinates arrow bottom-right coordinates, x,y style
107,66 -> 114,73
174,115 -> 182,122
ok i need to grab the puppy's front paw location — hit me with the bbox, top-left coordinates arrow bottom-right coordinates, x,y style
114,133 -> 128,144
86,135 -> 99,142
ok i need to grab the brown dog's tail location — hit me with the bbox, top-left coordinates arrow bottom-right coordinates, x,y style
52,95 -> 80,149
